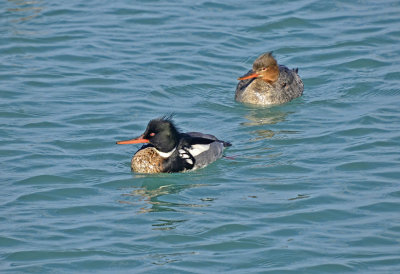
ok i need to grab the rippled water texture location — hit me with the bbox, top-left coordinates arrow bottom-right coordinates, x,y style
1,0 -> 400,272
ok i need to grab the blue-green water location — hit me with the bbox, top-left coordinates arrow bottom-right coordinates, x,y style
1,0 -> 400,272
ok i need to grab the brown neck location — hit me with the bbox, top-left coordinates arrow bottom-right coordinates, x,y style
262,64 -> 279,84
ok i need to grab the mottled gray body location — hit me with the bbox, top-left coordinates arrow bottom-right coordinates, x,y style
185,132 -> 228,170
235,65 -> 304,105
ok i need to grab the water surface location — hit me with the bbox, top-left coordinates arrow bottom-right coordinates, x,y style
1,0 -> 400,273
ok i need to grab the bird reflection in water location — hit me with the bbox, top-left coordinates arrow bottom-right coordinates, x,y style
241,108 -> 289,127
120,180 -> 209,215
241,108 -> 299,141
7,0 -> 44,23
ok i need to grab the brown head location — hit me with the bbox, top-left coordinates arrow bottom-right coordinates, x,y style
238,52 -> 279,84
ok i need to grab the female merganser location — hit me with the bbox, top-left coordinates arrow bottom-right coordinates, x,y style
116,117 -> 231,173
235,52 -> 304,105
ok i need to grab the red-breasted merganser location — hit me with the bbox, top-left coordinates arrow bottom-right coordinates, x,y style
235,52 -> 304,105
116,117 -> 231,173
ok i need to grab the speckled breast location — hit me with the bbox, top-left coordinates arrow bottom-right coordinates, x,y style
131,147 -> 164,173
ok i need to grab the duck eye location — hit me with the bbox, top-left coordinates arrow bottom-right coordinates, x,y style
262,67 -> 267,71
150,132 -> 156,137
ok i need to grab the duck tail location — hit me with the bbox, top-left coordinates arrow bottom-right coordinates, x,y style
221,140 -> 232,147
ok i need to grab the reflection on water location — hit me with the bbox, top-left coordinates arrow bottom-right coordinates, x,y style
121,181 -> 208,214
288,194 -> 310,201
241,108 -> 290,126
149,251 -> 198,266
152,219 -> 187,231
251,129 -> 275,140
7,0 -> 43,23
251,129 -> 300,142
241,108 -> 299,141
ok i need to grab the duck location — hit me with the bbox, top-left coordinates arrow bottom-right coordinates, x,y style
116,116 -> 231,173
235,52 -> 304,105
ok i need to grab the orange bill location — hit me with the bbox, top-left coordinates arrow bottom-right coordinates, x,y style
116,134 -> 149,145
237,73 -> 259,80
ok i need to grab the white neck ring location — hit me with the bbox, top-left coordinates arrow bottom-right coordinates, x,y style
156,147 -> 176,158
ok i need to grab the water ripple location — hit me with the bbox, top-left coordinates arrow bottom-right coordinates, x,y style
2,0 -> 400,272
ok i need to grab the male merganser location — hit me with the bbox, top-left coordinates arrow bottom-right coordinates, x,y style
116,117 -> 231,173
235,52 -> 304,105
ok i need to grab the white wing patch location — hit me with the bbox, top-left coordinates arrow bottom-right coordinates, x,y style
178,148 -> 194,165
186,158 -> 193,165
178,144 -> 211,167
187,144 -> 210,157
180,153 -> 190,159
